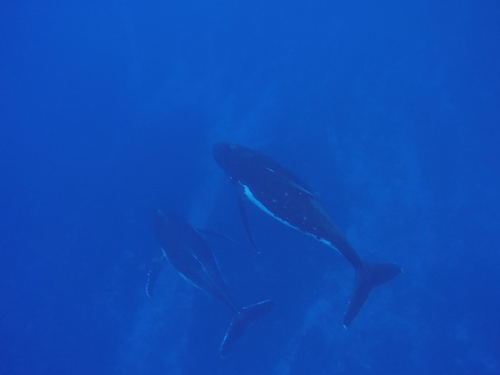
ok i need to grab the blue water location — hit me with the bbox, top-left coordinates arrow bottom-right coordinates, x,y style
1,1 -> 499,374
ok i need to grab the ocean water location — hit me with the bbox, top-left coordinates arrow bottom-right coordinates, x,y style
1,1 -> 499,374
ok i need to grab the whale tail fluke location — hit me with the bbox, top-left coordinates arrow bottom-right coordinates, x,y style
343,262 -> 402,328
220,299 -> 275,357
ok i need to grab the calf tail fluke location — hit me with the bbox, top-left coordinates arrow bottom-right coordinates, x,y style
343,262 -> 402,328
220,299 -> 275,357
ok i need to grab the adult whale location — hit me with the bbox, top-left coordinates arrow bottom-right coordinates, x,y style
151,209 -> 275,356
212,142 -> 402,327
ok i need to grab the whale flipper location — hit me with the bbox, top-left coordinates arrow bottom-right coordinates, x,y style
146,254 -> 166,298
220,299 -> 275,357
234,185 -> 260,253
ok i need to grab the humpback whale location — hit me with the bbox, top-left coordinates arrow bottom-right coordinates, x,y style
150,209 -> 275,356
212,142 -> 402,327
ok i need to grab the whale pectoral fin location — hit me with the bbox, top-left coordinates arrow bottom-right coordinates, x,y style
145,254 -> 166,298
235,187 -> 260,253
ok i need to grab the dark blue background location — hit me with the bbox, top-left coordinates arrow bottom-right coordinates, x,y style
1,1 -> 499,374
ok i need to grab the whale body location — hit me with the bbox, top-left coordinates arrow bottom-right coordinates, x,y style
150,209 -> 275,356
212,142 -> 402,327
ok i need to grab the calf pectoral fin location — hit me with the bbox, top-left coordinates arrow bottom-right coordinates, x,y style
145,253 -> 167,298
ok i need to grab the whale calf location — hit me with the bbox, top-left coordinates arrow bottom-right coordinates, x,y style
150,209 -> 275,356
212,142 -> 402,327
